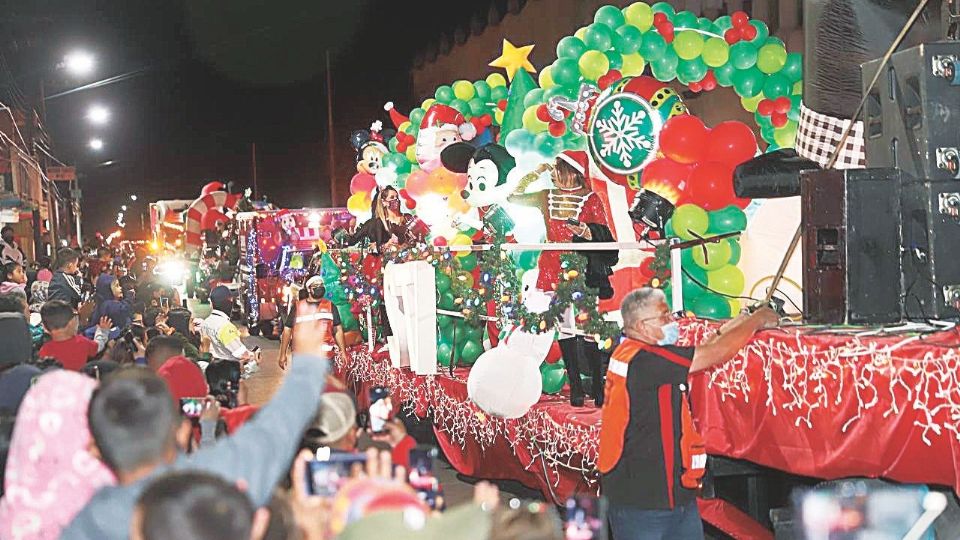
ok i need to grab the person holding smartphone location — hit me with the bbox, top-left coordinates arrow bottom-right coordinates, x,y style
278,275 -> 346,370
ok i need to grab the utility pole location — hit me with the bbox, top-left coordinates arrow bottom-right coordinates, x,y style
251,142 -> 258,199
325,49 -> 337,206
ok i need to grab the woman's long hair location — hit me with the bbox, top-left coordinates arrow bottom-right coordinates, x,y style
372,186 -> 400,229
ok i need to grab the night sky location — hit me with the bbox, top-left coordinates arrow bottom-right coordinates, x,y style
1,0 -> 497,235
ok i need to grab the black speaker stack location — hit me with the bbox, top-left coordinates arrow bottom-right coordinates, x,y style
800,41 -> 960,324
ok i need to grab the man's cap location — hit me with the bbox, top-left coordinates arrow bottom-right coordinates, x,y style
337,504 -> 491,540
210,285 -> 235,305
309,392 -> 357,445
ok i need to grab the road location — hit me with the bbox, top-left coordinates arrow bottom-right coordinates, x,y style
239,330 -> 540,508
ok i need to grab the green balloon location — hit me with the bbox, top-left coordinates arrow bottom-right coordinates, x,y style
460,340 -> 483,365
762,73 -> 791,99
781,52 -> 803,82
691,292 -> 732,319
702,38 -> 729,68
673,30 -> 704,60
650,2 -> 675,17
757,43 -> 788,74
438,291 -> 456,310
697,17 -> 717,34
409,108 -> 425,125
552,58 -> 582,87
557,36 -> 588,59
691,239 -> 733,271
438,314 -> 454,330
594,5 -> 625,29
584,23 -> 614,51
448,98 -> 469,114
490,85 -> 508,101
468,98 -> 486,116
615,25 -> 643,54
680,263 -> 708,300
729,41 -> 758,70
473,80 -> 491,99
671,204 -> 709,240
534,132 -> 563,157
677,57 -> 708,85
640,31 -> 667,62
514,250 -> 540,271
714,15 -> 733,31
788,95 -> 802,121
708,205 -> 748,234
732,66 -> 765,98
437,343 -> 454,366
714,62 -> 736,87
540,364 -> 567,394
436,272 -> 452,292
651,50 -> 679,82
707,265 -> 745,297
774,121 -> 798,148
459,253 -> 477,271
749,20 -> 770,43
728,239 -> 742,265
672,11 -> 698,30
605,50 -> 623,70
523,88 -> 545,109
435,85 -> 454,103
760,123 -> 775,143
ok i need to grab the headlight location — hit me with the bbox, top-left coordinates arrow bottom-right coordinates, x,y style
155,260 -> 186,284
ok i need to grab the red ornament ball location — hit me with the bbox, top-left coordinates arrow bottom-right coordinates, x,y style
548,121 -> 566,137
535,105 -> 552,123
724,28 -> 741,44
771,112 -> 788,128
653,12 -> 668,25
757,99 -> 775,116
740,23 -> 758,40
731,11 -> 750,28
774,96 -> 792,114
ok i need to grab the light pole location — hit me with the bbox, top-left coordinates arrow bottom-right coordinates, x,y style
86,104 -> 109,125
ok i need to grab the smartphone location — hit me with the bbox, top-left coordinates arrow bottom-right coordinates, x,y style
564,495 -> 608,540
160,297 -> 170,310
179,397 -> 205,419
304,451 -> 369,497
368,386 -> 392,433
794,481 -> 930,539
566,218 -> 581,227
408,445 -> 444,511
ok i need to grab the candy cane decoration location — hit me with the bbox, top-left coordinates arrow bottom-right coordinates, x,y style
184,190 -> 239,257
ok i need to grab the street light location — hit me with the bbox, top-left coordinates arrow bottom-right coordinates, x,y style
63,51 -> 95,77
86,105 -> 109,125
121,205 -> 127,211
89,138 -> 104,151
130,195 -> 138,201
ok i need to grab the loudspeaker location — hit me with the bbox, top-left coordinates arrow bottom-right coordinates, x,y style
801,168 -> 904,324
862,42 -> 960,180
900,178 -> 960,319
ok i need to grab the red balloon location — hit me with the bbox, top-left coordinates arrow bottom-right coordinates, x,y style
639,257 -> 657,278
659,115 -> 709,164
350,173 -> 377,195
724,28 -> 741,44
685,161 -> 750,210
640,157 -> 695,204
704,121 -> 758,167
433,237 -> 448,247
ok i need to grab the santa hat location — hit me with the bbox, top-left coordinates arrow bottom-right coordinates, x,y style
556,150 -> 589,176
384,102 -> 409,130
420,104 -> 476,141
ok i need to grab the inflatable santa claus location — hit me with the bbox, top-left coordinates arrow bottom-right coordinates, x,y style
415,104 -> 477,172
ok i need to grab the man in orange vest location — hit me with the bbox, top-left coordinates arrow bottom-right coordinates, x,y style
278,275 -> 346,369
599,287 -> 778,539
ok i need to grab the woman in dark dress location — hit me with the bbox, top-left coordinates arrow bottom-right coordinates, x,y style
347,186 -> 425,249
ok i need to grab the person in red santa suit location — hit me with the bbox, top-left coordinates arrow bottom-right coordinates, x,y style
414,104 -> 476,172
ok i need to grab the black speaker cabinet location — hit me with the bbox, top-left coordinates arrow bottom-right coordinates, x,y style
862,42 -> 960,180
801,169 -> 904,324
900,178 -> 960,319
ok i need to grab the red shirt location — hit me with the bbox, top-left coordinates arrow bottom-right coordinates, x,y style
39,335 -> 99,371
157,355 -> 209,401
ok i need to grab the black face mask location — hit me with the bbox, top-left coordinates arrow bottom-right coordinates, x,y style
1,234 -> 12,244
309,285 -> 326,299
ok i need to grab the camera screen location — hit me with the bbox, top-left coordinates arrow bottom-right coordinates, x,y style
179,398 -> 204,419
408,446 -> 443,511
564,495 -> 607,540
305,453 -> 368,497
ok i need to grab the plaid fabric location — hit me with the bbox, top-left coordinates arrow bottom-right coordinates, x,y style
796,103 -> 866,170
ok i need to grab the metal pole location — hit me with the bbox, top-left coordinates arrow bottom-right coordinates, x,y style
325,49 -> 337,206
251,142 -> 258,199
669,238 -> 683,313
74,180 -> 82,246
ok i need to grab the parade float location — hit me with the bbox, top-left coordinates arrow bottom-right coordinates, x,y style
301,2 -> 959,535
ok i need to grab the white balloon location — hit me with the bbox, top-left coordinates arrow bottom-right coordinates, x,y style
468,346 -> 543,419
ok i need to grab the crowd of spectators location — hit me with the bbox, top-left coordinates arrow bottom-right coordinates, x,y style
0,241 -> 565,540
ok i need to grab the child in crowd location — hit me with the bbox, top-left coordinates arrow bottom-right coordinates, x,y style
0,262 -> 26,296
38,300 -> 110,371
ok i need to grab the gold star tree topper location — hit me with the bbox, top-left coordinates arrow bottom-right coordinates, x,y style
488,39 -> 536,81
